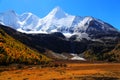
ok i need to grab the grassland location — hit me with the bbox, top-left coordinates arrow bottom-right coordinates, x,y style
0,61 -> 120,80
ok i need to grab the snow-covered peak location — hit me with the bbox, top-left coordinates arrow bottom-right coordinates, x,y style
3,10 -> 16,15
0,7 -> 119,39
19,12 -> 39,21
81,16 -> 94,26
38,7 -> 76,33
45,6 -> 68,19
0,10 -> 17,19
72,16 -> 94,33
0,10 -> 20,29
19,13 -> 32,21
18,12 -> 40,31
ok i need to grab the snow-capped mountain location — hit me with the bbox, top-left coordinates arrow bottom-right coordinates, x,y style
38,7 -> 75,33
18,13 -> 40,31
0,10 -> 20,29
0,7 -> 119,39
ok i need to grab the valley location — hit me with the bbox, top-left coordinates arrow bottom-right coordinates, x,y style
0,6 -> 120,80
0,61 -> 120,80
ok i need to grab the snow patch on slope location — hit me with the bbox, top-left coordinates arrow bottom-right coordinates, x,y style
70,54 -> 86,61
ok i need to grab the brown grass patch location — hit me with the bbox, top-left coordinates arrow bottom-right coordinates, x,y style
0,62 -> 120,80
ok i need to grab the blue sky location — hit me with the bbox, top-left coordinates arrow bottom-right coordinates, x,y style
0,0 -> 120,30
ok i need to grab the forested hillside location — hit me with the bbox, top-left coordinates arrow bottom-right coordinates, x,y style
0,27 -> 50,65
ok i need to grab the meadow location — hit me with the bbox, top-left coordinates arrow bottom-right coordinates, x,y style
0,61 -> 120,80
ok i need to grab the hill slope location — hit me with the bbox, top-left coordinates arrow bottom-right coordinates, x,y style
0,25 -> 50,65
1,24 -> 120,62
103,43 -> 120,62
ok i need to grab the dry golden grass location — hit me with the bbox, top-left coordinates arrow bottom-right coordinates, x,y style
0,63 -> 120,80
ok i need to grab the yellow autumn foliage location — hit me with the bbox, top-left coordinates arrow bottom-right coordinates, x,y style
0,28 -> 51,65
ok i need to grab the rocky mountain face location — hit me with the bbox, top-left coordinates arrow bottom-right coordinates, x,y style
1,24 -> 120,62
0,7 -> 119,41
0,7 -> 120,62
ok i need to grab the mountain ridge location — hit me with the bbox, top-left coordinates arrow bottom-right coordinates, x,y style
1,24 -> 120,62
0,7 -> 119,39
0,7 -> 120,62
0,24 -> 50,65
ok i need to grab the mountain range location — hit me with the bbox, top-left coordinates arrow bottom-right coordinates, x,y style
0,7 -> 119,40
0,7 -> 120,62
